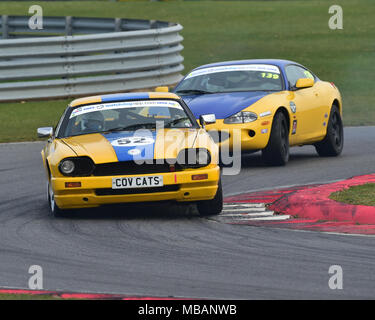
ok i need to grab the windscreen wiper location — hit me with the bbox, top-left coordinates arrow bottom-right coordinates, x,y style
175,89 -> 214,95
104,123 -> 156,132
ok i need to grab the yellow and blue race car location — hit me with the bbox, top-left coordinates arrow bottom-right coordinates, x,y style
172,59 -> 344,166
37,92 -> 222,217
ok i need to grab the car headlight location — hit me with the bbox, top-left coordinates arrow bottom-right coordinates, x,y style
196,149 -> 210,165
177,148 -> 211,168
59,159 -> 75,175
58,157 -> 95,176
223,111 -> 258,124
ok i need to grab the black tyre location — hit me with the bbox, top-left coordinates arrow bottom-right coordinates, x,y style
47,181 -> 65,217
197,180 -> 223,216
315,105 -> 344,157
262,111 -> 290,166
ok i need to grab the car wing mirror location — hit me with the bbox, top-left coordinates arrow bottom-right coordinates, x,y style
199,114 -> 216,127
295,78 -> 314,89
37,127 -> 54,138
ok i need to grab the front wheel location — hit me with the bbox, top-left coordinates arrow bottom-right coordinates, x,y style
47,181 -> 65,217
197,180 -> 223,216
314,105 -> 344,157
262,111 -> 290,166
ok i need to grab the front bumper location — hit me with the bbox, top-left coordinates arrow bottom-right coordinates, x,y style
205,119 -> 272,151
52,166 -> 220,209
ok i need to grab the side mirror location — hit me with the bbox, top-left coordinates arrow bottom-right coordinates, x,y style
295,78 -> 314,89
37,127 -> 54,138
199,114 -> 216,127
155,86 -> 169,93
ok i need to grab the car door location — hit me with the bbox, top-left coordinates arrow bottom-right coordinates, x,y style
285,65 -> 323,143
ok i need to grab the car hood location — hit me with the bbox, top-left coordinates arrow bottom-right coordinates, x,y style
61,129 -> 200,163
180,91 -> 270,119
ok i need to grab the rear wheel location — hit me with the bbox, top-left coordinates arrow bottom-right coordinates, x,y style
262,111 -> 290,166
197,180 -> 223,216
315,105 -> 344,157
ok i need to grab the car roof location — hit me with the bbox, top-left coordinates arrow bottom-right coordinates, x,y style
69,92 -> 179,107
192,59 -> 302,71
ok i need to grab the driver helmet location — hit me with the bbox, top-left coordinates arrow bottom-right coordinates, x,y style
82,111 -> 104,132
206,73 -> 226,91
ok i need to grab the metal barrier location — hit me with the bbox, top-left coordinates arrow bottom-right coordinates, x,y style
0,16 -> 184,102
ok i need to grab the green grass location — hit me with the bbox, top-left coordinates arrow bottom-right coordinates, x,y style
0,0 -> 374,142
0,100 -> 69,143
0,293 -> 64,300
330,183 -> 375,206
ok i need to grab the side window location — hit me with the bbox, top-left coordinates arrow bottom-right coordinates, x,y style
285,65 -> 313,88
303,69 -> 314,79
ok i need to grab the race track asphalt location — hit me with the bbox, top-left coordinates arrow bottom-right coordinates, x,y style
0,126 -> 375,299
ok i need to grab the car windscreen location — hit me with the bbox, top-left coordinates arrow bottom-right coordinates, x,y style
60,100 -> 196,138
175,64 -> 283,94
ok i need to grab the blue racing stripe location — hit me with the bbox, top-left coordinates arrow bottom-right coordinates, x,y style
101,93 -> 150,103
178,91 -> 269,119
102,131 -> 156,162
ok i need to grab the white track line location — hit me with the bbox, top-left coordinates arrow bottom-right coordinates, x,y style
220,211 -> 274,218
224,203 -> 265,208
221,201 -> 291,222
244,215 -> 291,221
222,207 -> 267,212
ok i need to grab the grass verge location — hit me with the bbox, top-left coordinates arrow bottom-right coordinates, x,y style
0,293 -> 64,300
0,0 -> 374,142
330,183 -> 375,207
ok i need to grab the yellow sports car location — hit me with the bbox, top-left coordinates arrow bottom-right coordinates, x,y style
37,92 -> 222,217
172,59 -> 344,166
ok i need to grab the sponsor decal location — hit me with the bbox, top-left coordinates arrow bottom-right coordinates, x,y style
70,100 -> 182,119
261,129 -> 268,134
292,120 -> 297,135
128,149 -> 142,156
289,101 -> 297,113
260,111 -> 272,117
185,64 -> 280,80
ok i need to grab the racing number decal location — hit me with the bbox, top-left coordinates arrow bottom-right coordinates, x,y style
111,136 -> 155,147
303,70 -> 314,79
261,72 -> 280,79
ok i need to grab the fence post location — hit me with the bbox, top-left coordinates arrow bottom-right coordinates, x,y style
114,18 -> 122,32
65,16 -> 72,36
2,15 -> 9,39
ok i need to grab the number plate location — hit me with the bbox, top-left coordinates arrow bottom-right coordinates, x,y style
112,176 -> 163,189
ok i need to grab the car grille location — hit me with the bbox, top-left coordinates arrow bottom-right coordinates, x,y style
95,185 -> 180,196
93,160 -> 182,176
